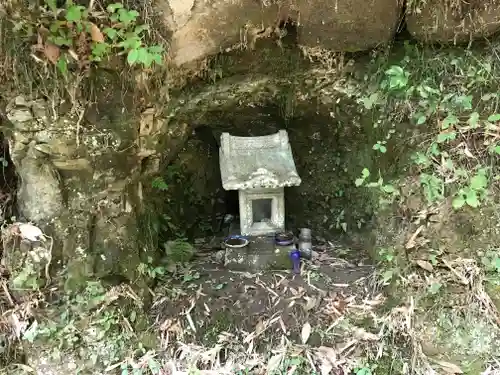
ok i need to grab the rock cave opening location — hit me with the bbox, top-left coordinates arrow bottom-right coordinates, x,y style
156,94 -> 411,255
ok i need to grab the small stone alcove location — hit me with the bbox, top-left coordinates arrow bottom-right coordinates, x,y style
219,130 -> 301,236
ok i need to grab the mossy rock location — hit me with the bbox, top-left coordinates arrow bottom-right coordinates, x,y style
225,245 -> 292,271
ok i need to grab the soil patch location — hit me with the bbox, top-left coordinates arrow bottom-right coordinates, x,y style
150,249 -> 380,372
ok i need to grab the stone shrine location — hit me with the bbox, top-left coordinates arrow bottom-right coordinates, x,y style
219,130 -> 301,236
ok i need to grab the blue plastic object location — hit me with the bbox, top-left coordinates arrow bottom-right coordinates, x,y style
290,249 -> 301,274
224,234 -> 248,242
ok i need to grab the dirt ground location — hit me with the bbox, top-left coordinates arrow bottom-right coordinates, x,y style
150,244 -> 384,374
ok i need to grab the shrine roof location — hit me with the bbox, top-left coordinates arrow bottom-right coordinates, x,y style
219,130 -> 302,190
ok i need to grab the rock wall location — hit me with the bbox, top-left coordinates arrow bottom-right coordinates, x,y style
4,92 -> 189,288
295,0 -> 401,52
407,0 -> 500,43
159,0 -> 500,67
161,0 -> 402,66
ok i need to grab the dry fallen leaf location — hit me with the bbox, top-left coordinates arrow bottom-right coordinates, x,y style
37,32 -> 43,47
18,223 -> 44,242
315,346 -> 337,375
317,346 -> 337,363
353,327 -> 379,341
463,146 -> 474,158
90,23 -> 105,43
266,353 -> 283,374
405,224 -> 425,249
279,317 -> 287,334
415,259 -> 434,272
319,363 -> 332,375
303,296 -> 317,311
434,359 -> 463,374
43,42 -> 60,64
68,49 -> 79,61
255,320 -> 265,335
301,322 -> 311,344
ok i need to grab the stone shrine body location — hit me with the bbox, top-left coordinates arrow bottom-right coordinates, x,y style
218,130 -> 301,236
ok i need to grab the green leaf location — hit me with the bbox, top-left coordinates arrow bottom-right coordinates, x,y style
379,145 -> 387,153
153,267 -> 165,275
416,115 -> 427,125
465,189 -> 479,207
429,142 -> 440,156
494,257 -> 500,273
45,0 -> 58,13
56,57 -> 68,76
382,184 -> 396,194
455,95 -> 473,110
385,65 -> 403,76
411,152 -> 430,166
487,113 -> 500,122
355,178 -> 364,187
51,35 -> 72,46
148,359 -> 161,374
214,282 -> 226,290
468,112 -> 480,127
134,25 -> 150,34
129,310 -> 136,322
49,21 -> 61,34
119,9 -> 139,25
493,145 -> 500,155
442,114 -> 458,129
470,174 -> 488,190
382,270 -> 394,283
151,177 -> 168,190
103,27 -> 118,40
127,49 -> 139,65
436,131 -> 456,143
428,282 -> 442,294
148,45 -> 164,54
119,36 -> 142,50
91,42 -> 109,60
66,5 -> 85,22
152,53 -> 163,65
361,93 -> 378,110
420,173 -> 443,203
362,168 -> 370,178
452,196 -> 465,210
136,47 -> 151,66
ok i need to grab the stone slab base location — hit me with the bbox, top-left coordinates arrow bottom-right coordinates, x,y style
224,235 -> 293,271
